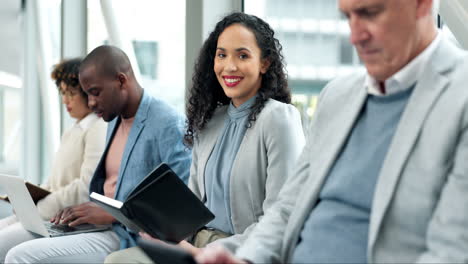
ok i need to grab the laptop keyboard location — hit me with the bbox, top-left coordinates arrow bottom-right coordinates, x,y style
49,224 -> 77,232
43,222 -> 111,237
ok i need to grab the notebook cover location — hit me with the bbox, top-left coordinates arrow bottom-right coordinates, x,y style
124,163 -> 215,242
0,195 -> 9,202
25,182 -> 51,204
138,238 -> 196,264
90,192 -> 142,233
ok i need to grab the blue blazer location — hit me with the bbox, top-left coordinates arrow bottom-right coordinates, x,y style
89,90 -> 192,248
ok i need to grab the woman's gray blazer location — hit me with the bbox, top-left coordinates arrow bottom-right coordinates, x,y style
188,99 -> 305,252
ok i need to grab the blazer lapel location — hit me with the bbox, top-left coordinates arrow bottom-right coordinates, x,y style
196,106 -> 228,200
368,38 -> 458,253
284,75 -> 368,261
113,93 -> 149,198
113,120 -> 146,197
309,80 -> 368,190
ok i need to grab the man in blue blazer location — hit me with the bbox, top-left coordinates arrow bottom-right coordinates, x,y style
195,0 -> 468,263
4,46 -> 191,263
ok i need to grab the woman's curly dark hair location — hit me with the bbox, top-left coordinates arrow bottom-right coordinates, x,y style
184,12 -> 291,146
51,57 -> 88,102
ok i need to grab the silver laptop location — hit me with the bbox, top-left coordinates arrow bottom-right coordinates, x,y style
0,174 -> 110,237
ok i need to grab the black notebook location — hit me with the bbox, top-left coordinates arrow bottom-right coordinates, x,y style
90,163 -> 214,242
138,238 -> 196,264
0,181 -> 50,204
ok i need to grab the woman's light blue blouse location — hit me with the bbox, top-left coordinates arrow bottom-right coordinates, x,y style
204,95 -> 257,234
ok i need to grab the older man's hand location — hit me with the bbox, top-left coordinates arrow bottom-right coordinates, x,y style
195,244 -> 249,264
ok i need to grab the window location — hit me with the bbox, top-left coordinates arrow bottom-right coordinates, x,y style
133,40 -> 159,80
87,0 -> 186,112
0,0 -> 22,173
245,0 -> 363,128
339,35 -> 354,65
0,77 -> 21,167
0,0 -> 61,181
441,22 -> 463,49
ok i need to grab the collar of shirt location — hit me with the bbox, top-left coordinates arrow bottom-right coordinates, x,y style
228,94 -> 257,120
365,31 -> 442,96
77,112 -> 99,130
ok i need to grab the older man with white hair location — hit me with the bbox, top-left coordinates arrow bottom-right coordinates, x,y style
195,0 -> 468,263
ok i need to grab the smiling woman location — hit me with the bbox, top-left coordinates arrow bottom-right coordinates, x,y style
185,13 -> 291,146
103,12 -> 306,264
214,24 -> 270,107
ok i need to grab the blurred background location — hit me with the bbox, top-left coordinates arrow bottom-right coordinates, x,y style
1,0 -> 467,217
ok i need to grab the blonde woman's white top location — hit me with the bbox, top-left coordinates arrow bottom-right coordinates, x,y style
36,113 -> 107,219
